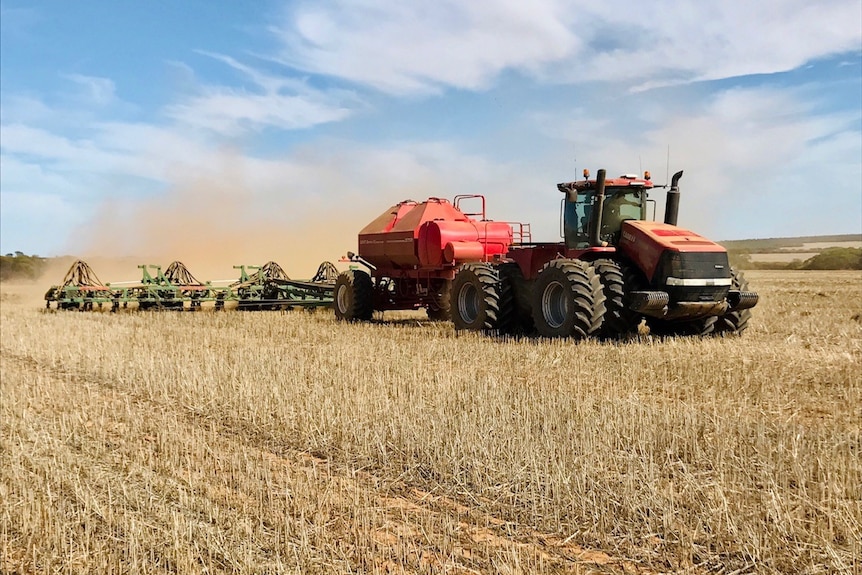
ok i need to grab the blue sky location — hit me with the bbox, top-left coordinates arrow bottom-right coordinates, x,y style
1,1 -> 861,269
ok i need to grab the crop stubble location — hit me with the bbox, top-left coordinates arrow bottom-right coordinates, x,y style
1,271 -> 860,574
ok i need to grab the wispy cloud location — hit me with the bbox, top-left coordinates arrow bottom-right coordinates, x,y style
569,1 -> 862,88
0,50 -> 366,245
165,90 -> 353,135
0,124 -> 119,168
164,52 -> 360,135
64,74 -> 117,105
274,0 -> 861,94
276,0 -> 578,94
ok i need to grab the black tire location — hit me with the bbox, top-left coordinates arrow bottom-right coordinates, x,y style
426,280 -> 452,321
713,268 -> 752,336
450,263 -> 512,331
498,262 -> 534,334
237,290 -> 259,311
591,258 -> 643,339
138,293 -> 157,311
426,307 -> 449,321
646,314 -> 718,337
162,298 -> 183,310
531,259 -> 604,339
334,270 -> 374,321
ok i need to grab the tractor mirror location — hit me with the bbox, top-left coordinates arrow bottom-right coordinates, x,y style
558,182 -> 578,202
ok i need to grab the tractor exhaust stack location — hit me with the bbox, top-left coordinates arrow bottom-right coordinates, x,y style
664,170 -> 684,226
588,169 -> 607,247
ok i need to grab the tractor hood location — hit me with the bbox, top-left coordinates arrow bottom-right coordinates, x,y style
618,220 -> 728,284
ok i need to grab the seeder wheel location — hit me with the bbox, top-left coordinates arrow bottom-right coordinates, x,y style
334,270 -> 374,321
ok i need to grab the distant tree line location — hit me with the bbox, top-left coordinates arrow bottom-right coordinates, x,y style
0,252 -> 48,281
728,247 -> 862,271
721,234 -> 861,252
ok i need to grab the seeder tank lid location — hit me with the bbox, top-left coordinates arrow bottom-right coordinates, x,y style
359,198 -> 470,236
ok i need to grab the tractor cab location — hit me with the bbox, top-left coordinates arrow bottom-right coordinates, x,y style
559,171 -> 652,249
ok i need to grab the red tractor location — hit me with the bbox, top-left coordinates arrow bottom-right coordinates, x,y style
335,169 -> 758,338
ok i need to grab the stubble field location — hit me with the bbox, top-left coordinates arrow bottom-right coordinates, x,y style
1,270 -> 860,574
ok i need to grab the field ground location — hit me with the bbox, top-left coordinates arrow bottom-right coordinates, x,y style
1,271 -> 860,574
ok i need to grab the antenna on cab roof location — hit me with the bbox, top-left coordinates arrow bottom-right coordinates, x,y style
665,145 -> 670,186
573,146 -> 577,183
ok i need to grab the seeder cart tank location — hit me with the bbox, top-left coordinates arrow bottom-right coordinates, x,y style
334,196 -> 529,321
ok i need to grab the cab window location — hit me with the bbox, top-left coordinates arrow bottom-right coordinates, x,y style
600,190 -> 645,241
563,192 -> 594,249
564,189 -> 645,248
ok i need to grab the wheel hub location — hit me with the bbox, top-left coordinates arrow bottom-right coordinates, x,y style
458,282 -> 480,324
542,280 -> 569,329
336,284 -> 349,314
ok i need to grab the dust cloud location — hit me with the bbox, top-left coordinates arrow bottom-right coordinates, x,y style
64,155 -> 393,284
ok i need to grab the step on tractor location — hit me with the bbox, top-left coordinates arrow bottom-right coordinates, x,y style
335,169 -> 758,339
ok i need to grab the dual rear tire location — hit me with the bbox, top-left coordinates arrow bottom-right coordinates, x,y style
590,258 -> 644,338
530,259 -> 604,339
450,263 -> 512,332
449,259 -> 605,340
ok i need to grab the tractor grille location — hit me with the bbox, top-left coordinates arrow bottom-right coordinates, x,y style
655,251 -> 731,302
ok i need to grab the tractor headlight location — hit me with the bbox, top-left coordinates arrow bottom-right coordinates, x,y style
655,251 -> 682,283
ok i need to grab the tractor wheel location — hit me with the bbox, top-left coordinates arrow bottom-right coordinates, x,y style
646,315 -> 718,337
334,269 -> 374,321
450,263 -> 512,332
713,268 -> 752,336
426,280 -> 451,321
591,258 -> 643,339
531,259 -> 604,339
498,262 -> 534,334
